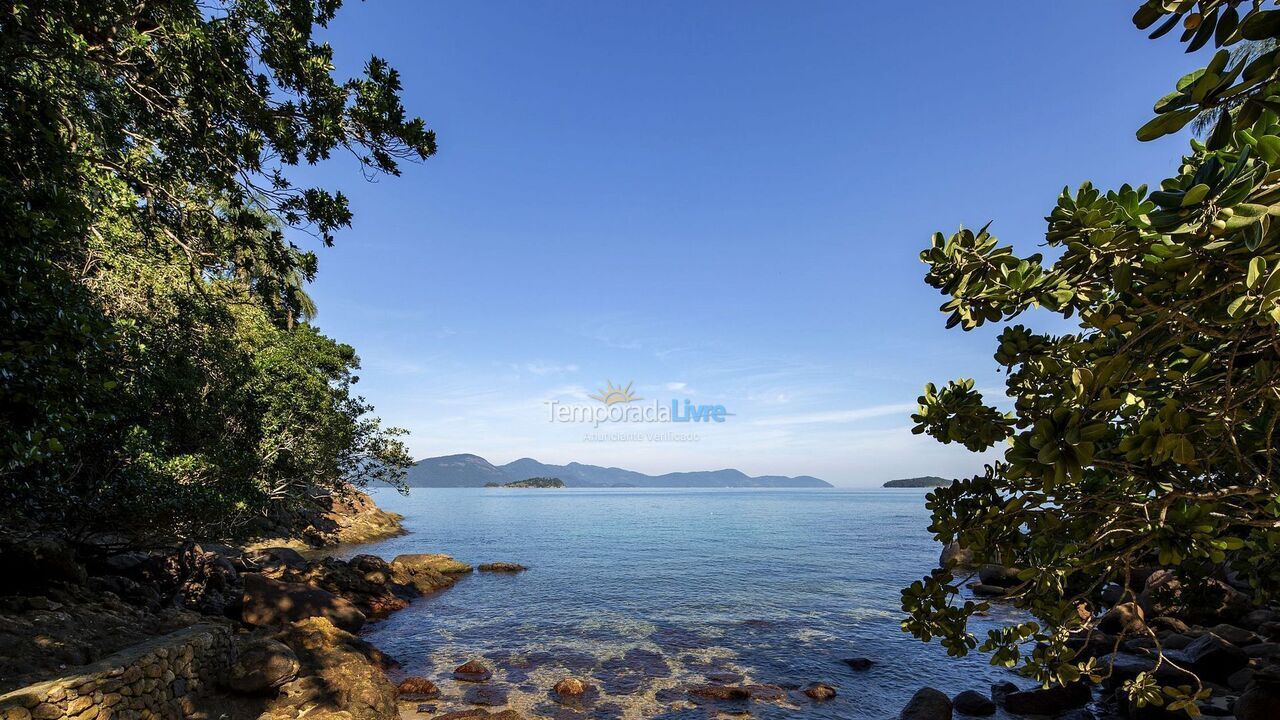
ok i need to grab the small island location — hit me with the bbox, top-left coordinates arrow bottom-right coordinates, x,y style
883,476 -> 952,488
484,477 -> 565,488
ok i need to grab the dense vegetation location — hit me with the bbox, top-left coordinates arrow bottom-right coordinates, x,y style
882,476 -> 952,488
488,478 -> 566,489
0,0 -> 431,542
906,1 -> 1280,713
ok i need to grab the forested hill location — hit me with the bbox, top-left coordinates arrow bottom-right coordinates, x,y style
404,454 -> 833,488
882,476 -> 952,488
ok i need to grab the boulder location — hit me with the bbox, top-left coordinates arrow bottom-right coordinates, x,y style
1236,668 -> 1280,720
939,542 -> 973,568
241,573 -> 366,632
391,554 -> 470,594
1229,667 -> 1256,691
553,677 -> 589,697
1138,571 -> 1249,624
275,617 -> 398,720
1171,632 -> 1248,682
970,584 -> 1008,597
228,638 -> 300,694
1096,652 -> 1195,686
478,563 -> 527,573
951,689 -> 995,716
1245,641 -> 1280,660
990,682 -> 1018,707
454,659 -> 493,681
842,657 -> 874,671
397,676 -> 440,700
1002,682 -> 1090,715
803,682 -> 837,701
464,685 -> 509,706
901,687 -> 952,720
1209,623 -> 1259,646
245,547 -> 309,575
1242,609 -> 1278,629
1099,602 -> 1146,635
978,564 -> 1020,587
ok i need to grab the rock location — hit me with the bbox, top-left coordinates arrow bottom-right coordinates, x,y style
1056,711 -> 1096,720
397,676 -> 440,700
1139,571 -> 1249,624
275,617 -> 397,720
940,542 -> 973,568
454,659 -> 493,682
227,638 -> 300,694
1162,632 -> 1193,650
901,687 -> 952,719
1002,682 -> 1090,715
745,684 -> 786,701
391,554 -> 470,594
1096,652 -> 1196,686
1245,641 -> 1280,660
990,682 -> 1018,706
1172,632 -> 1248,682
463,685 -> 508,706
1229,667 -> 1256,691
803,682 -> 837,701
0,536 -> 87,590
970,584 -> 1008,597
241,573 -> 366,632
477,563 -> 527,573
842,657 -> 874,671
552,677 -> 589,697
951,689 -> 995,716
245,547 -> 309,574
1099,602 -> 1146,635
1148,616 -> 1190,634
1259,621 -> 1280,641
348,554 -> 395,584
1210,623 -> 1260,646
688,684 -> 750,701
1236,670 -> 1280,720
978,564 -> 1020,587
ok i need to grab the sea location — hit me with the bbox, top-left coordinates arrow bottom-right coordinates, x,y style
341,487 -> 1033,719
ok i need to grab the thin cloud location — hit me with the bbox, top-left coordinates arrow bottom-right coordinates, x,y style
751,402 -> 917,427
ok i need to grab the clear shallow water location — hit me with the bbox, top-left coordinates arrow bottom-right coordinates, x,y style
345,488 -> 1026,720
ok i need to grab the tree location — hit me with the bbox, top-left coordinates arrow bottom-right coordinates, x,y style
0,0 -> 432,541
905,1 -> 1280,714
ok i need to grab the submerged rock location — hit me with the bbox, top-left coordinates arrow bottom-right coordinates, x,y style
553,677 -> 589,696
842,657 -> 874,671
803,682 -> 837,701
689,684 -> 751,701
478,562 -> 528,573
464,684 -> 509,706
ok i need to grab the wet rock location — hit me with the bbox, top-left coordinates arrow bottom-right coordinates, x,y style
1096,652 -> 1196,686
397,676 -> 440,700
803,682 -> 837,701
241,573 -> 366,632
842,657 -> 874,671
464,685 -> 509,706
990,682 -> 1018,706
478,563 -> 527,573
939,542 -> 973,568
1171,632 -> 1248,682
1099,602 -> 1146,635
1002,682 -> 1090,715
971,584 -> 1008,597
951,689 -> 995,716
901,687 -> 951,719
705,670 -> 744,684
551,677 -> 593,705
688,684 -> 751,701
227,638 -> 300,694
745,684 -> 786,702
454,659 -> 493,682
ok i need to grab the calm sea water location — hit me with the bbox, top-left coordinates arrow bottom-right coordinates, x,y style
344,488 -> 1027,719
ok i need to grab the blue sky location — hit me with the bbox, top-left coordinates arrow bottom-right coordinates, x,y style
297,2 -> 1204,486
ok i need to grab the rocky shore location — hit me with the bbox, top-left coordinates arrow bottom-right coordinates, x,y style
897,545 -> 1280,720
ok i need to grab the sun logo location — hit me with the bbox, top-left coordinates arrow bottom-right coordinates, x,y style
590,380 -> 641,405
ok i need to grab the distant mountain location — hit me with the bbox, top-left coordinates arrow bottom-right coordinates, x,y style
404,454 -> 833,488
402,453 -> 510,488
883,476 -> 952,488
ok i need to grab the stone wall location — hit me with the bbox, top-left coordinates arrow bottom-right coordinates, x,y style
0,624 -> 234,720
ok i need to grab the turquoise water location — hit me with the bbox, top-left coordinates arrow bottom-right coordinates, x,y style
347,488 -> 1026,719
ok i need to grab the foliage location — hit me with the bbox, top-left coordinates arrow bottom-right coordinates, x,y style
904,0 -> 1280,711
0,0 -> 431,541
